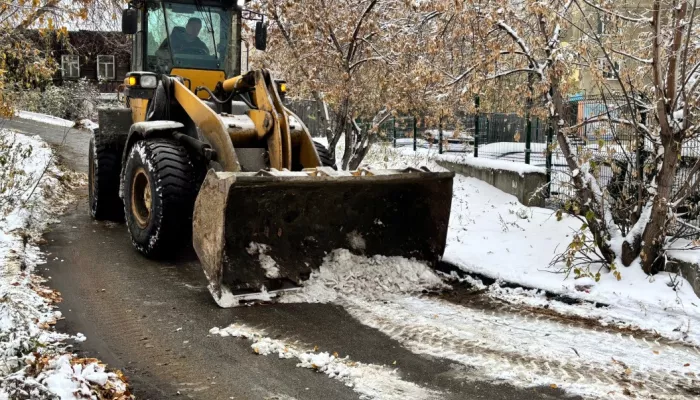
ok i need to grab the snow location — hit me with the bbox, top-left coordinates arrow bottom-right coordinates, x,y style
667,240 -> 700,265
444,176 -> 700,344
76,119 -> 99,131
250,142 -> 700,398
15,111 -> 75,128
130,120 -> 184,131
41,355 -> 126,399
282,249 -> 447,304
246,242 -> 281,279
210,323 -> 441,400
0,130 -> 129,398
270,241 -> 700,398
273,242 -> 700,399
15,111 -> 99,132
437,153 -> 546,175
338,289 -> 700,399
353,143 -> 700,347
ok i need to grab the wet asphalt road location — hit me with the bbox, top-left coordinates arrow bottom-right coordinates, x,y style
3,117 -> 574,400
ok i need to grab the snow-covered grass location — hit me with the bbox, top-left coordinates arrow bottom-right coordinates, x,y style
0,130 -> 131,399
444,176 -> 700,342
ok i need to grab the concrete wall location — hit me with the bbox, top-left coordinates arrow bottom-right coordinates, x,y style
666,258 -> 700,298
437,160 -> 547,207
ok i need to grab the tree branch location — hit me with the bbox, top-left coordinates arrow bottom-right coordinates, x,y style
346,0 -> 379,64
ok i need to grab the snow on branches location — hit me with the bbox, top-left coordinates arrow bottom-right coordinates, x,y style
421,0 -> 700,275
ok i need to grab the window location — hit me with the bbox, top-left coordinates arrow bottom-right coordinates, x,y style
61,55 -> 80,79
599,58 -> 620,80
97,55 -> 115,80
145,1 -> 231,73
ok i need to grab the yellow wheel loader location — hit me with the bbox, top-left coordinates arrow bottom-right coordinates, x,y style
89,0 -> 454,307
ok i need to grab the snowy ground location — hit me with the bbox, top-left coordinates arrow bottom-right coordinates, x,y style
15,111 -> 98,131
0,130 -> 131,399
211,141 -> 700,399
280,251 -> 700,399
362,143 -> 700,344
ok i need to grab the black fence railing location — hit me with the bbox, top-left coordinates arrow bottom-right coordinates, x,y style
285,97 -> 700,208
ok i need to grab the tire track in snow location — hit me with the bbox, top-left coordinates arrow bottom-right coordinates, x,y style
441,287 -> 699,352
339,295 -> 700,399
280,249 -> 699,399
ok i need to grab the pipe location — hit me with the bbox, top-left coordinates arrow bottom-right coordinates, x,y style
172,132 -> 217,161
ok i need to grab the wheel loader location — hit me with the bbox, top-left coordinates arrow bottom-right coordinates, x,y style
89,0 -> 454,307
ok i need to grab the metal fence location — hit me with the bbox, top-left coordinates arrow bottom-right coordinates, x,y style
469,97 -> 641,200
285,96 -> 700,207
286,99 -> 329,138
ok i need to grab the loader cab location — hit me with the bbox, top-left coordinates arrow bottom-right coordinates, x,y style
123,0 -> 249,94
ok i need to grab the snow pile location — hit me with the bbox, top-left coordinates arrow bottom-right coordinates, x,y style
210,324 -> 441,400
32,355 -> 127,399
0,130 -> 130,398
281,249 -> 448,304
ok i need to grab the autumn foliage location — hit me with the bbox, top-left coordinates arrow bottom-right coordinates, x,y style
0,0 -> 96,116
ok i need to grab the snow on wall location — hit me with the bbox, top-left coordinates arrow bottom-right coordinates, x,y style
437,153 -> 546,176
15,111 -> 75,128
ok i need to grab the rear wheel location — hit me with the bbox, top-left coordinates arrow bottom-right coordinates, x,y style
313,140 -> 336,169
122,139 -> 197,258
88,131 -> 123,221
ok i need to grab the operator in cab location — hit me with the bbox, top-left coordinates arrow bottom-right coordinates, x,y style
159,17 -> 210,55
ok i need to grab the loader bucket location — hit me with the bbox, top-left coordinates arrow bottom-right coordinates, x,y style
193,168 -> 454,307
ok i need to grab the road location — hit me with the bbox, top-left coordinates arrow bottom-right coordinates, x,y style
3,117 -> 574,399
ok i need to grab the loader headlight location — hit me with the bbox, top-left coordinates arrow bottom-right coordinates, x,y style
279,83 -> 287,93
140,75 -> 157,89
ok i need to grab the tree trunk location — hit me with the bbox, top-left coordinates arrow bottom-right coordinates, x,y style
348,124 -> 372,170
341,120 -> 354,170
327,99 -> 349,160
550,86 -> 617,263
639,137 -> 681,273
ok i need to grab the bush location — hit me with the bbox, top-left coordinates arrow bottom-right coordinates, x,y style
7,79 -> 101,121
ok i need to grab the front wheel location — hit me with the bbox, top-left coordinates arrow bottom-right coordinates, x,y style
122,139 -> 197,258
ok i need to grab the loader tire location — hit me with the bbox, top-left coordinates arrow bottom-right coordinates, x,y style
313,140 -> 336,169
88,132 -> 123,221
123,139 -> 197,258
